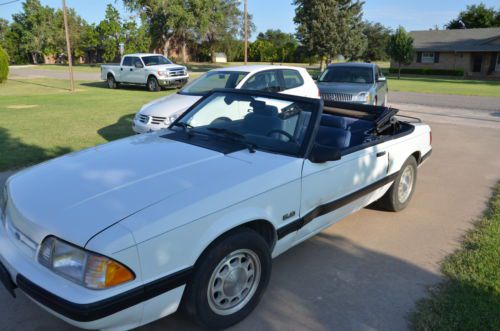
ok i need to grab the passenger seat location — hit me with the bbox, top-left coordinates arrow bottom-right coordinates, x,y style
317,115 -> 351,149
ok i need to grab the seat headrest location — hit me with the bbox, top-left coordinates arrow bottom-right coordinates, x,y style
321,115 -> 347,130
251,101 -> 278,116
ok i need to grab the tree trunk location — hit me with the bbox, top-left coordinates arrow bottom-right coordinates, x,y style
398,62 -> 401,80
319,57 -> 324,72
181,41 -> 187,63
31,52 -> 38,64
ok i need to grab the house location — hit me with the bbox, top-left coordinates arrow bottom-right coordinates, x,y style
391,28 -> 500,78
213,52 -> 228,63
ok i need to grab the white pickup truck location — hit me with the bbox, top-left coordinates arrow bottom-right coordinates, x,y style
100,53 -> 189,92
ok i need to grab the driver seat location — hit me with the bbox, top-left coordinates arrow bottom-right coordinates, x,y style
243,101 -> 282,136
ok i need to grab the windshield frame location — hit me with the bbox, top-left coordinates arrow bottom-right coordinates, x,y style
142,55 -> 173,66
178,71 -> 249,97
318,65 -> 375,84
170,89 -> 322,158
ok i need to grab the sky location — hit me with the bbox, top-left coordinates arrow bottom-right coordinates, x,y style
1,0 -> 499,36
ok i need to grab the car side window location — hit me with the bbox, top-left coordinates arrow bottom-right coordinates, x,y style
281,69 -> 304,90
122,57 -> 133,67
242,70 -> 281,93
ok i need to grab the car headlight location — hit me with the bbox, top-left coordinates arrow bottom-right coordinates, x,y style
157,71 -> 168,77
354,92 -> 371,103
164,114 -> 180,125
38,236 -> 135,289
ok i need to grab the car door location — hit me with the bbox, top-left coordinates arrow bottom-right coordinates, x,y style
120,56 -> 134,83
295,145 -> 389,242
129,57 -> 146,84
278,69 -> 306,97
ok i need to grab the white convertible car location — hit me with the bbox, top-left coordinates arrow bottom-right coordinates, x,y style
0,90 -> 432,331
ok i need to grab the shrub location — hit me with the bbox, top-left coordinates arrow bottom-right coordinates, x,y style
0,46 -> 9,83
388,67 -> 464,77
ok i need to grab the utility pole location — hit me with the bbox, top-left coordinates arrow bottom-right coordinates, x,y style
244,0 -> 248,65
62,0 -> 75,92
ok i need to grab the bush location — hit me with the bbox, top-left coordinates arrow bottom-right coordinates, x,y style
0,46 -> 9,83
388,67 -> 464,77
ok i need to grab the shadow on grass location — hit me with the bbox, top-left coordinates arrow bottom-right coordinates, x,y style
0,127 -> 72,171
7,78 -> 71,91
97,114 -> 136,142
80,81 -> 181,92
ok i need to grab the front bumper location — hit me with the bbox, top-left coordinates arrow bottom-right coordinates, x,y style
132,119 -> 169,134
158,76 -> 189,87
0,213 -> 188,330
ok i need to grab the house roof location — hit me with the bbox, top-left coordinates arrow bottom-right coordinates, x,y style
410,28 -> 500,52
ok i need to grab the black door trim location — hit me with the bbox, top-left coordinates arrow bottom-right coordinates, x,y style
277,172 -> 399,240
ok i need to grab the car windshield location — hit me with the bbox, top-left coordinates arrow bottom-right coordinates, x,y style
142,56 -> 172,66
179,71 -> 249,96
319,66 -> 374,84
172,92 -> 317,156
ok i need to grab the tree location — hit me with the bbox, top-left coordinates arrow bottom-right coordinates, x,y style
0,45 -> 8,83
255,29 -> 298,63
446,3 -> 500,29
53,7 -> 88,62
97,4 -> 123,62
387,26 -> 414,79
294,0 -> 365,71
10,0 -> 56,63
0,19 -> 8,45
360,21 -> 391,62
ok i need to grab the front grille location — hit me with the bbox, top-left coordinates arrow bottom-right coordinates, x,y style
150,116 -> 166,125
321,92 -> 353,102
139,114 -> 149,124
169,69 -> 186,77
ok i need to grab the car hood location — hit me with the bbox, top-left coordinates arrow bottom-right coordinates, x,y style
317,82 -> 373,94
139,93 -> 201,118
6,133 -> 300,247
146,64 -> 186,71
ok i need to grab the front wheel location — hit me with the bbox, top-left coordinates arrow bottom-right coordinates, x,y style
377,156 -> 418,212
183,228 -> 271,329
107,75 -> 118,89
147,76 -> 161,92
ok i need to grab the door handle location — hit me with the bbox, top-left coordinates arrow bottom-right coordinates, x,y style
376,151 -> 387,157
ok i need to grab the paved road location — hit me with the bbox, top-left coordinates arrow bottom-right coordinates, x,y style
1,86 -> 500,331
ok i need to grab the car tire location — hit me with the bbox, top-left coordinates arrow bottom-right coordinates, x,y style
107,75 -> 118,89
147,76 -> 161,92
377,156 -> 418,212
183,228 -> 272,330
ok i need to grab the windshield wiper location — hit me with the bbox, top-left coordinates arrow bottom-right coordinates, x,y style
171,122 -> 194,137
207,127 -> 256,153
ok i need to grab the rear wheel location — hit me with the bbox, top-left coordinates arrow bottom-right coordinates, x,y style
183,228 -> 271,329
107,75 -> 118,89
377,156 -> 418,212
147,76 -> 161,92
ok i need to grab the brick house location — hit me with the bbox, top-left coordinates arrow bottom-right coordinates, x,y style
391,28 -> 500,78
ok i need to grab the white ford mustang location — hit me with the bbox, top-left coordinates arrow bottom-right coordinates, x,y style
0,89 -> 431,330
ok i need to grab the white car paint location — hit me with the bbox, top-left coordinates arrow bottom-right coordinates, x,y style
132,65 -> 319,134
0,91 -> 431,331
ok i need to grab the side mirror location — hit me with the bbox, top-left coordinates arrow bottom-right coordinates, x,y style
377,76 -> 387,82
135,62 -> 144,69
311,74 -> 319,81
310,144 -> 342,163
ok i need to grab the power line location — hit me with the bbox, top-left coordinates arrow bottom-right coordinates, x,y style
0,0 -> 21,6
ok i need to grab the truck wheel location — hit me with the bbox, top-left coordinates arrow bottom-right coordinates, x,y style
147,76 -> 161,92
183,228 -> 271,329
107,75 -> 118,89
377,156 -> 418,212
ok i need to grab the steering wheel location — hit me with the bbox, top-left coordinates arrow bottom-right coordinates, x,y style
266,129 -> 297,144
210,117 -> 232,125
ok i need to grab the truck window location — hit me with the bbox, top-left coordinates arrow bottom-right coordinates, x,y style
122,57 -> 133,67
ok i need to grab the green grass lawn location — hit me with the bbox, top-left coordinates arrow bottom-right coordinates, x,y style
0,78 -> 175,171
36,64 -> 102,73
388,76 -> 500,98
411,184 -> 500,330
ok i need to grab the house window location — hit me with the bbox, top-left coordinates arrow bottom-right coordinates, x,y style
496,55 -> 500,72
422,52 -> 435,64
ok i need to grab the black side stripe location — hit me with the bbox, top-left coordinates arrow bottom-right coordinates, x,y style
17,267 -> 192,322
419,149 -> 432,165
277,173 -> 399,240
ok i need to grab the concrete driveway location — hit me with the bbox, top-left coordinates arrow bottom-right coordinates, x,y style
1,97 -> 499,330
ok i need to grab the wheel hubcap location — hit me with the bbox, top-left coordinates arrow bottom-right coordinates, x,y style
207,249 -> 261,316
398,165 -> 414,203
149,80 -> 156,90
